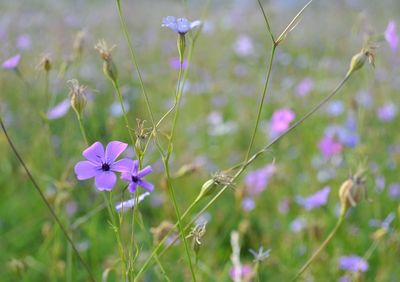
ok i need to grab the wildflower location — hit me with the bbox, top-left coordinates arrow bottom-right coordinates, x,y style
233,35 -> 254,57
318,135 -> 342,159
377,102 -> 397,122
245,163 -> 275,196
295,77 -> 314,97
162,16 -> 201,35
385,21 -> 399,51
16,34 -> 31,50
249,247 -> 271,263
338,255 -> 368,272
47,99 -> 70,120
74,141 -> 131,191
296,186 -> 330,210
290,217 -> 306,233
388,183 -> 400,199
169,57 -> 187,70
2,54 -> 21,70
326,100 -> 344,117
115,192 -> 150,212
229,265 -> 253,282
242,197 -> 255,212
269,108 -> 295,137
120,160 -> 154,193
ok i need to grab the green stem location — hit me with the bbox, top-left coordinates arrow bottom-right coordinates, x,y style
292,214 -> 345,280
0,117 -> 96,282
76,113 -> 89,146
244,45 -> 276,162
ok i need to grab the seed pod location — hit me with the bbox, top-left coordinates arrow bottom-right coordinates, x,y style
338,169 -> 367,214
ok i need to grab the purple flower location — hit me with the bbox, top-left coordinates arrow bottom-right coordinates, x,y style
47,99 -> 71,120
377,102 -> 397,122
169,57 -> 187,70
233,35 -> 254,57
245,164 -> 276,196
242,197 -> 255,212
115,192 -> 150,212
121,160 -> 154,193
16,34 -> 31,50
229,264 -> 253,281
318,135 -> 342,158
296,78 -> 314,97
339,255 -> 368,272
290,217 -> 306,233
296,186 -> 330,210
388,183 -> 400,199
270,108 -> 295,137
162,16 -> 201,34
74,141 -> 131,191
385,21 -> 399,51
2,54 -> 21,70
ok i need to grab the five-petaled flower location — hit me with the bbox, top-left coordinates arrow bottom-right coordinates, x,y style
121,160 -> 154,193
162,16 -> 201,35
74,141 -> 132,191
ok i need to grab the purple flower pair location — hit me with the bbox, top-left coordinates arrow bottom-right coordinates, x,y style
74,141 -> 154,192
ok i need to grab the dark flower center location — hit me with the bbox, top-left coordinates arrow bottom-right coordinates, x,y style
101,163 -> 110,171
131,175 -> 139,183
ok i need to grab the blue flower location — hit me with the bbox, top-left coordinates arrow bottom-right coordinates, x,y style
339,255 -> 368,272
162,16 -> 201,34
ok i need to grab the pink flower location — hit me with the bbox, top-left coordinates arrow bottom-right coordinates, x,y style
318,135 -> 342,158
2,54 -> 21,70
385,21 -> 399,51
270,108 -> 295,136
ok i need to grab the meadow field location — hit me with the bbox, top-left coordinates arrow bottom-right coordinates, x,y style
1,0 -> 399,281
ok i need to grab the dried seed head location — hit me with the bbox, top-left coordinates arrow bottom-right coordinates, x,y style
339,168 -> 367,214
347,47 -> 375,76
68,79 -> 87,116
36,53 -> 52,72
73,30 -> 85,60
187,221 -> 207,255
94,39 -> 115,61
95,40 -> 118,82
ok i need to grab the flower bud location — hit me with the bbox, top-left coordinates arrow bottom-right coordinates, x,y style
346,47 -> 375,76
196,172 -> 234,201
94,40 -> 118,83
338,169 -> 367,214
68,79 -> 87,116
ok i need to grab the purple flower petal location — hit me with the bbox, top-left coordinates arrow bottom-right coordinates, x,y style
95,171 -> 117,191
339,255 -> 368,272
2,54 -> 21,70
137,166 -> 153,178
121,171 -> 132,182
190,20 -> 201,29
162,16 -> 178,33
176,18 -> 191,33
83,142 -> 104,164
47,99 -> 70,120
138,179 -> 154,192
112,158 -> 133,173
105,141 -> 128,163
385,20 -> 399,51
296,186 -> 330,210
128,182 -> 138,192
74,161 -> 100,180
131,159 -> 139,174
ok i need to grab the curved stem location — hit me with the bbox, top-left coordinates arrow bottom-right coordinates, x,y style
76,113 -> 89,146
0,117 -> 96,282
292,215 -> 345,280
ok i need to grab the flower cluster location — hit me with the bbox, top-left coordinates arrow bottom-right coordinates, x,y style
74,141 -> 153,192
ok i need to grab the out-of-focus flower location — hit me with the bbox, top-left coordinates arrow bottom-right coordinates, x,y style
2,54 -> 21,70
369,212 -> 395,230
388,183 -> 400,199
318,135 -> 342,158
326,100 -> 344,116
242,197 -> 255,212
338,255 -> 368,272
233,35 -> 254,57
162,16 -> 201,34
385,20 -> 399,51
169,57 -> 187,70
375,175 -> 385,193
296,186 -> 330,210
278,198 -> 290,214
269,108 -> 295,137
109,100 -> 130,117
16,34 -> 31,50
47,99 -> 71,120
290,217 -> 306,233
245,163 -> 276,196
295,78 -> 314,97
120,160 -> 154,193
115,192 -> 150,212
249,247 -> 271,262
229,264 -> 253,282
74,141 -> 131,191
377,102 -> 397,122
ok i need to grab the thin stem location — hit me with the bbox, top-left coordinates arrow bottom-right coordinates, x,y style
0,117 -> 95,282
292,215 -> 345,280
244,45 -> 276,162
256,0 -> 275,43
76,113 -> 89,146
